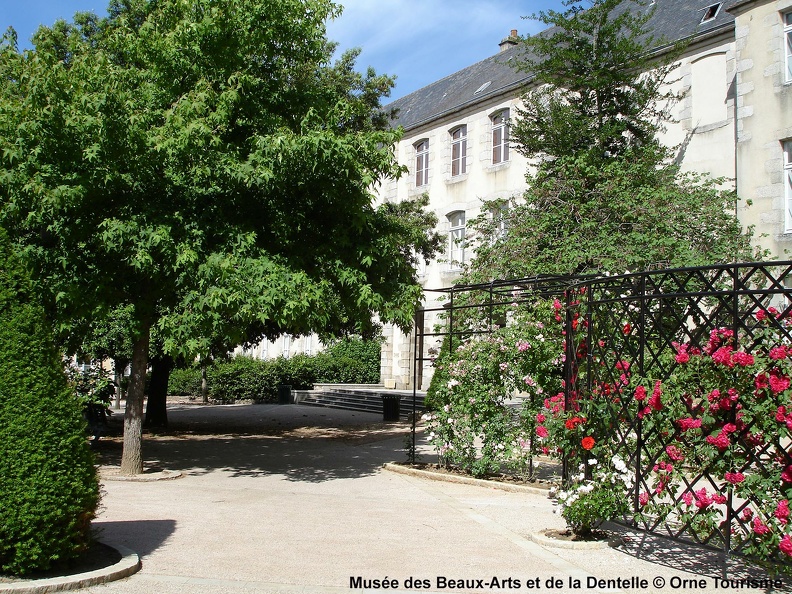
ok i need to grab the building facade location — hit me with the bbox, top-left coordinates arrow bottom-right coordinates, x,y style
379,0 -> 792,390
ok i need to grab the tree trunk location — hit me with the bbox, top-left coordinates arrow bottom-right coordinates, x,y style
112,357 -> 126,410
145,354 -> 173,429
120,324 -> 150,475
201,357 -> 209,404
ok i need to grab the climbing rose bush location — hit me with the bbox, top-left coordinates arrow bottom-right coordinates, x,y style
628,311 -> 792,560
427,287 -> 792,557
424,300 -> 563,478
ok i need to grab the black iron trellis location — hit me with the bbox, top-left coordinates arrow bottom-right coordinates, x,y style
411,261 -> 792,563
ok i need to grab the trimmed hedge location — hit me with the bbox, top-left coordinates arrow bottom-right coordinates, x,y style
0,234 -> 99,576
168,337 -> 381,402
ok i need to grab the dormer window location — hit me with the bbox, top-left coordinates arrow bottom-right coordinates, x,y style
701,3 -> 721,23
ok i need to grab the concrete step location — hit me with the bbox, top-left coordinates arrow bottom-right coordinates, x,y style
294,387 -> 425,420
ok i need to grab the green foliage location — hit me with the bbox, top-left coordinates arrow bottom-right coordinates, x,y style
424,335 -> 451,411
207,357 -> 287,403
515,0 -> 682,165
167,338 -> 381,401
557,456 -> 633,535
67,364 -> 115,405
423,302 -> 563,478
462,0 -> 755,283
168,366 -> 203,397
468,151 -> 755,280
0,232 -> 99,575
0,0 -> 440,472
313,335 -> 381,383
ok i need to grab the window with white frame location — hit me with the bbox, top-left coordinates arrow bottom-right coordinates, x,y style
447,211 -> 466,269
785,12 -> 792,83
450,126 -> 467,176
415,139 -> 429,187
492,110 -> 510,164
785,141 -> 792,232
303,335 -> 312,356
282,335 -> 291,358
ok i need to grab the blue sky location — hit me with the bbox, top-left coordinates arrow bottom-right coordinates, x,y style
2,0 -> 565,101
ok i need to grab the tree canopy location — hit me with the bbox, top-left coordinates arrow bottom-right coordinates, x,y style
0,0 -> 439,473
512,0 -> 682,166
461,0 -> 755,283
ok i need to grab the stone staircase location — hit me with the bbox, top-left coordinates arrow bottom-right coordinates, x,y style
293,384 -> 426,421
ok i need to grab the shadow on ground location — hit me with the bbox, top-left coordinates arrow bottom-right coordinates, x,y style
93,403 -> 413,483
92,519 -> 177,558
607,522 -> 788,587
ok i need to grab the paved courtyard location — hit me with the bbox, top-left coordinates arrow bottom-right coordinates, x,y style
77,403 -> 786,594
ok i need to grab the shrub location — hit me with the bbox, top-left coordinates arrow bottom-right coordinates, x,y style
313,336 -> 381,384
168,366 -> 202,397
207,356 -> 273,403
0,234 -> 99,575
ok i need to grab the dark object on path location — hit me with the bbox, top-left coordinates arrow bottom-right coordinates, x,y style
278,385 -> 292,405
381,394 -> 400,422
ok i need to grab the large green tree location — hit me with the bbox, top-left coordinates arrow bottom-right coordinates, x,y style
462,0 -> 755,283
0,0 -> 439,474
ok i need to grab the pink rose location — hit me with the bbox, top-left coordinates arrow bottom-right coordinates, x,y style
753,517 -> 771,535
781,535 -> 792,556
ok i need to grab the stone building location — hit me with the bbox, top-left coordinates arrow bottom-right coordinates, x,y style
378,0 -> 792,390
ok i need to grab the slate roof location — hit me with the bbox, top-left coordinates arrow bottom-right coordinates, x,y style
387,0 -> 736,132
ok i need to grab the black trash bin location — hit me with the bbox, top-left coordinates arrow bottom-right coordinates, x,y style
381,394 -> 401,422
277,384 -> 292,405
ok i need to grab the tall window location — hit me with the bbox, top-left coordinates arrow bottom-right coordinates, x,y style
785,141 -> 792,232
447,211 -> 466,269
785,12 -> 792,82
415,140 -> 429,187
282,335 -> 291,359
451,126 -> 467,176
492,110 -> 510,164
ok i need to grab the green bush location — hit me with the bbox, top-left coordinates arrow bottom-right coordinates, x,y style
207,356 -> 272,403
0,234 -> 99,575
320,336 -> 381,383
166,337 -> 381,403
168,366 -> 202,397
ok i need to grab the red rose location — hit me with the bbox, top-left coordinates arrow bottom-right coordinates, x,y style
581,436 -> 595,450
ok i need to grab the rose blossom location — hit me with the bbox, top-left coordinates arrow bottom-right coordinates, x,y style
776,500 -> 790,525
724,472 -> 745,484
769,372 -> 791,394
677,417 -> 702,431
752,517 -> 771,535
732,351 -> 755,366
781,535 -> 792,557
665,445 -> 684,462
